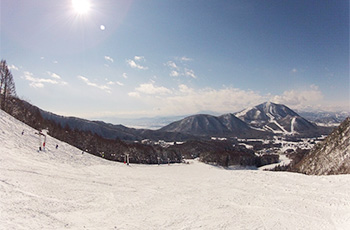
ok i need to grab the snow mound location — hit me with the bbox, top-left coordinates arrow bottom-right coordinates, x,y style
1,109 -> 350,229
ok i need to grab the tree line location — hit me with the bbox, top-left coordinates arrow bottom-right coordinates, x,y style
0,60 -> 16,111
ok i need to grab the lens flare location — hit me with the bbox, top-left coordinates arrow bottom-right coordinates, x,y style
72,0 -> 91,14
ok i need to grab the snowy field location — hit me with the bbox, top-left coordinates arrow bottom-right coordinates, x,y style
1,110 -> 350,230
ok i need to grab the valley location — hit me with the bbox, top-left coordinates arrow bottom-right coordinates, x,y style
1,109 -> 350,229
5,98 -> 338,169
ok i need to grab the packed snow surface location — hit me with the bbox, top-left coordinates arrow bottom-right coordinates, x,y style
1,110 -> 350,230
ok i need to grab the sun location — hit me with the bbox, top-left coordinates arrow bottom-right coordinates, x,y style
72,0 -> 91,14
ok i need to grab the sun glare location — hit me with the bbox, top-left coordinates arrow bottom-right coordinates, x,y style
72,0 -> 91,14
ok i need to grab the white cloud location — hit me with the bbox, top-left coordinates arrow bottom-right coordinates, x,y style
77,75 -> 89,82
134,56 -> 145,61
122,73 -> 128,79
165,59 -> 197,79
291,68 -> 297,73
178,84 -> 193,94
29,82 -> 44,88
104,56 -> 114,63
179,56 -> 192,62
128,91 -> 141,98
166,61 -> 178,69
126,56 -> 148,70
8,64 -> 19,71
47,71 -> 61,79
87,79 -> 345,118
170,70 -> 180,77
124,84 -> 329,116
163,86 -> 263,115
107,81 -> 124,86
184,68 -> 197,79
78,75 -> 111,93
127,84 -> 265,116
22,71 -> 65,88
310,84 -> 319,90
126,59 -> 148,70
271,85 -> 323,110
132,83 -> 172,96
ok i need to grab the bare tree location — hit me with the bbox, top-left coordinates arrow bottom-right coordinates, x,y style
0,59 -> 17,110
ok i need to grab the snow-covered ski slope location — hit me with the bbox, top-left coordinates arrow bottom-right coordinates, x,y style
1,110 -> 350,230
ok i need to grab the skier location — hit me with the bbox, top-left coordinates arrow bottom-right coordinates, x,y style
56,144 -> 58,149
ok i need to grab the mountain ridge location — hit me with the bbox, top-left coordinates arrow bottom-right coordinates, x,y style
160,102 -> 330,139
17,99 -> 332,141
160,113 -> 266,138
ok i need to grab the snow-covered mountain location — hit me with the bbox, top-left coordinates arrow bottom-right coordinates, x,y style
293,117 -> 350,175
298,111 -> 350,127
159,113 -> 265,138
155,102 -> 331,138
218,113 -> 254,133
1,109 -> 350,229
159,114 -> 229,135
14,98 -> 331,141
235,102 -> 322,136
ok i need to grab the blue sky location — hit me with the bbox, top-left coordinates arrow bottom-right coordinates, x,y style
1,0 -> 349,121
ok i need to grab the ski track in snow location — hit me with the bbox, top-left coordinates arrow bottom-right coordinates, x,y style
1,110 -> 350,230
290,117 -> 296,134
266,108 -> 298,135
266,112 -> 288,134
